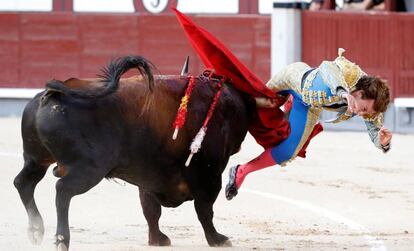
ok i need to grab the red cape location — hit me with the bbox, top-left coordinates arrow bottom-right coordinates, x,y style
173,9 -> 321,150
173,8 -> 289,148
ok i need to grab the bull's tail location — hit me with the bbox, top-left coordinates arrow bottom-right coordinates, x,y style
45,55 -> 155,99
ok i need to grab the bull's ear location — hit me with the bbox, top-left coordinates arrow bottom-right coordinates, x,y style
180,56 -> 189,77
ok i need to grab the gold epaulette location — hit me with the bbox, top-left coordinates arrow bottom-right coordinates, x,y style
363,113 -> 384,127
334,48 -> 366,90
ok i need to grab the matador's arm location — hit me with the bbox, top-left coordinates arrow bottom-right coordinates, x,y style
266,62 -> 311,93
364,115 -> 391,153
254,62 -> 311,108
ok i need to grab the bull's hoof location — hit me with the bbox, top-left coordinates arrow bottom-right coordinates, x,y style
27,224 -> 44,245
207,234 -> 232,247
56,242 -> 68,251
217,239 -> 232,247
55,235 -> 68,251
148,232 -> 171,246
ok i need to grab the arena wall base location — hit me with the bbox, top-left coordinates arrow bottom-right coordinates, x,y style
1,88 -> 413,134
0,99 -> 31,117
394,98 -> 414,134
0,88 -> 42,117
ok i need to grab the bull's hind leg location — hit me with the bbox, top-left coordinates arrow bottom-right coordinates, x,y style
54,164 -> 107,251
139,189 -> 171,246
13,157 -> 49,245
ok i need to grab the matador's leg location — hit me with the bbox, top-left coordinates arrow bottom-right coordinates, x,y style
225,92 -> 322,200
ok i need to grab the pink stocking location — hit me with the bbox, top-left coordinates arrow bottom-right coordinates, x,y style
235,148 -> 277,188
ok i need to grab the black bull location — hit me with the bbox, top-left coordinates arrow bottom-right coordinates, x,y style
14,55 -> 257,249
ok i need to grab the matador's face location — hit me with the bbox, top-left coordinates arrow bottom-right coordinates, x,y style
351,90 -> 376,117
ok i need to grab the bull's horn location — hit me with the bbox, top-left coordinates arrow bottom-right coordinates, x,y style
180,56 -> 189,77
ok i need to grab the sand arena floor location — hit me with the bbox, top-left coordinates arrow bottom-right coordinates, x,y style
0,117 -> 413,250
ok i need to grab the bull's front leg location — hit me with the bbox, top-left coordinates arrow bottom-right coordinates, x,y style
194,192 -> 232,247
139,189 -> 171,246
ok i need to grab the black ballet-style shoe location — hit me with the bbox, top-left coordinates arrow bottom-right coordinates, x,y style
225,165 -> 239,200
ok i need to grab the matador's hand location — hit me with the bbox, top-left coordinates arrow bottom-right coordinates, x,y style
255,97 -> 278,108
379,127 -> 392,146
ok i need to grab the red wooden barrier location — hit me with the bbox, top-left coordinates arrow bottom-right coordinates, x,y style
0,12 -> 270,88
302,11 -> 414,98
1,10 -> 413,99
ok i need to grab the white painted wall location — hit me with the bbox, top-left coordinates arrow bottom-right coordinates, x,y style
177,0 -> 239,14
0,0 -> 52,11
271,5 -> 302,76
74,0 -> 134,13
0,0 -> 241,14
